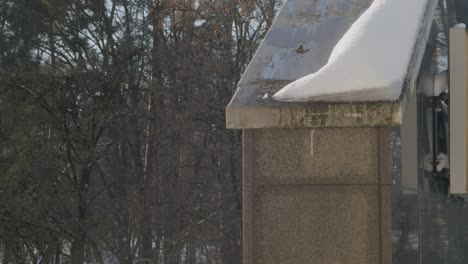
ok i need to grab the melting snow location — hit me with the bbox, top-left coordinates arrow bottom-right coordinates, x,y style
273,0 -> 429,102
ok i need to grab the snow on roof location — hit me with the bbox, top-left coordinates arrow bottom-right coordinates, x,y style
273,0 -> 429,102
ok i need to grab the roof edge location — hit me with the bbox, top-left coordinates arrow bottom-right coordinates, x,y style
226,101 -> 402,129
225,0 -> 437,129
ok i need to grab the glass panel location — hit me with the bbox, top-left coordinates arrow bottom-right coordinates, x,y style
394,1 -> 468,263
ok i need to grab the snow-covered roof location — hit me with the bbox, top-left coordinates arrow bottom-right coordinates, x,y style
226,0 -> 438,129
273,0 -> 429,102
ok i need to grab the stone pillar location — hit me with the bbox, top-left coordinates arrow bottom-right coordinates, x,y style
241,126 -> 392,264
225,0 -> 436,262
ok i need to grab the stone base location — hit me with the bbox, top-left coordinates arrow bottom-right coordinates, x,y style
243,128 -> 392,264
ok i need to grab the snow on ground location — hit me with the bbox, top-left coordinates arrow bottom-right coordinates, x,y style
273,0 -> 429,102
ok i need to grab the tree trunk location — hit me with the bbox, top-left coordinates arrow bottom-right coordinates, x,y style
71,167 -> 91,264
48,22 -> 56,65
2,242 -> 10,264
54,245 -> 61,264
140,2 -> 165,263
71,237 -> 85,264
186,247 -> 196,264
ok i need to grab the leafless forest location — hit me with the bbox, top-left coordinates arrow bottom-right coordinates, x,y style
0,1 -> 282,263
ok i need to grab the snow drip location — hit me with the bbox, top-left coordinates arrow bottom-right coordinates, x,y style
273,0 -> 429,102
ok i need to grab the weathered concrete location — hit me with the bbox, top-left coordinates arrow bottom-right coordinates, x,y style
243,128 -> 393,264
227,91 -> 402,129
255,185 -> 380,264
254,128 -> 381,185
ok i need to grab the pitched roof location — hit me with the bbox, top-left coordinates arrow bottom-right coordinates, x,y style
226,0 -> 438,129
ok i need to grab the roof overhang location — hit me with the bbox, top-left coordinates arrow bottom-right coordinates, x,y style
226,0 -> 438,129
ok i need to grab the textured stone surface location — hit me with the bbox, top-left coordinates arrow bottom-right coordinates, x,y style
381,185 -> 393,264
243,130 -> 255,264
379,128 -> 394,185
254,185 -> 380,264
243,128 -> 393,264
254,128 -> 380,185
226,100 -> 402,129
